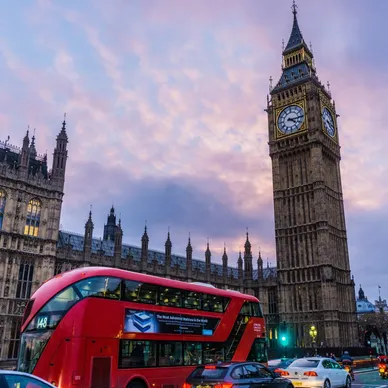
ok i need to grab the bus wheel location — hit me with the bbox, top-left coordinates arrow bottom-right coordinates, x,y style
127,379 -> 147,388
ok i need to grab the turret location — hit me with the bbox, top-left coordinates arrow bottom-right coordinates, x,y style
222,244 -> 228,286
114,219 -> 123,267
83,210 -> 94,262
257,250 -> 263,280
244,231 -> 253,282
29,134 -> 37,160
140,225 -> 149,272
51,117 -> 68,190
165,231 -> 172,278
186,235 -> 193,280
103,206 -> 117,241
205,240 -> 211,282
237,251 -> 243,290
19,130 -> 30,170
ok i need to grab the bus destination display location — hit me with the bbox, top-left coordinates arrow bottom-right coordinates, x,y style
124,309 -> 220,335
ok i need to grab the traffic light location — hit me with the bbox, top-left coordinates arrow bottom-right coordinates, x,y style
279,321 -> 289,346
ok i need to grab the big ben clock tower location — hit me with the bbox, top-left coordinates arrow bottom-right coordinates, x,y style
266,2 -> 358,347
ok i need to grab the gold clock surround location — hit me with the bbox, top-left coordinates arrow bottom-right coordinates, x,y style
275,100 -> 307,139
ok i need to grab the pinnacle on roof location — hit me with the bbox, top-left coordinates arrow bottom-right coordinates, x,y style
284,1 -> 305,54
85,209 -> 94,228
57,113 -> 68,141
23,129 -> 30,148
142,224 -> 149,242
186,234 -> 193,252
244,230 -> 251,251
205,238 -> 210,252
29,132 -> 37,159
165,231 -> 172,247
222,243 -> 228,261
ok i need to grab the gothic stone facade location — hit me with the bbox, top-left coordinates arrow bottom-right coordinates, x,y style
266,6 -> 358,347
0,125 -> 278,364
0,121 -> 68,363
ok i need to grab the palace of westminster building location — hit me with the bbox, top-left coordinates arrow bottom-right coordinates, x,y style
0,4 -> 359,364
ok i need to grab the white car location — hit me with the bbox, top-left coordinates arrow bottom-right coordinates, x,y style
0,370 -> 56,388
278,357 -> 351,388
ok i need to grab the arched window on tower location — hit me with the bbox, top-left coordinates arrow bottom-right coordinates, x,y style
0,190 -> 6,230
24,198 -> 41,237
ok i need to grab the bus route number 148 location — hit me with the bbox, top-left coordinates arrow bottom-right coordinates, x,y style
37,315 -> 48,329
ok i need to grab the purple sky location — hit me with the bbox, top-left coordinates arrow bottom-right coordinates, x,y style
1,0 -> 387,302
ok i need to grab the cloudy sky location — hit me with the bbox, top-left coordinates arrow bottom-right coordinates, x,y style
1,0 -> 387,301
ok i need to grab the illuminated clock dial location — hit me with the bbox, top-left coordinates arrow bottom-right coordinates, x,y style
277,105 -> 305,135
322,107 -> 335,137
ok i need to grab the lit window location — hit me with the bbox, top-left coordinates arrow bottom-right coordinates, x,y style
24,198 -> 41,236
0,190 -> 6,230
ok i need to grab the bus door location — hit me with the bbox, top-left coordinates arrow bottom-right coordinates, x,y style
85,338 -> 117,388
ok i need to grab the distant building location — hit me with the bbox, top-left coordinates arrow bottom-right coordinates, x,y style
356,285 -> 388,315
356,286 -> 377,315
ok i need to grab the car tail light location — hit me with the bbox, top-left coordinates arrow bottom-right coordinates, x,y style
275,369 -> 289,376
183,383 -> 192,388
214,384 -> 233,388
304,371 -> 318,377
205,365 -> 217,369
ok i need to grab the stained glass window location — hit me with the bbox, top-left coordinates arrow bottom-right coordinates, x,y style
24,198 -> 41,237
0,190 -> 6,230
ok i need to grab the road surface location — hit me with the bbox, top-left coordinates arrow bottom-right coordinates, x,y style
353,369 -> 387,388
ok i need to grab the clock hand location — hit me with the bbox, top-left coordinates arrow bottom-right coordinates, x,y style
288,115 -> 304,123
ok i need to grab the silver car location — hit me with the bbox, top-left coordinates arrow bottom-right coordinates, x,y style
0,370 -> 56,388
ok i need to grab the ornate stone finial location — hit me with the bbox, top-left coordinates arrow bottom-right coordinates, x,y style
269,76 -> 273,92
291,0 -> 298,16
326,81 -> 331,96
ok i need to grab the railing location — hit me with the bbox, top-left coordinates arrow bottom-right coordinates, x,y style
0,140 -> 47,162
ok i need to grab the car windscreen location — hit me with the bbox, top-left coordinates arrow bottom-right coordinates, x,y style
289,359 -> 320,368
189,366 -> 229,379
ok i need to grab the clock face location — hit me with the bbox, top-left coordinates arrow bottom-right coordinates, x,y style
322,107 -> 335,137
277,105 -> 305,135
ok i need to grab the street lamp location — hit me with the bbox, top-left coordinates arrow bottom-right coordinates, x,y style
309,325 -> 318,355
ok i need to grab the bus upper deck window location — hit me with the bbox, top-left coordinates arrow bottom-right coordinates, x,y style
75,277 -> 121,299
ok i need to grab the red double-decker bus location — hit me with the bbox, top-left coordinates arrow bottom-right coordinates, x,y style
18,267 -> 267,388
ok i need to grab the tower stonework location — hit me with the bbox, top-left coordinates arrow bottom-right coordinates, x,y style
0,120 -> 68,363
266,4 -> 358,347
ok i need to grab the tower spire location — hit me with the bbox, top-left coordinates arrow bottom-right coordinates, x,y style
284,1 -> 304,53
